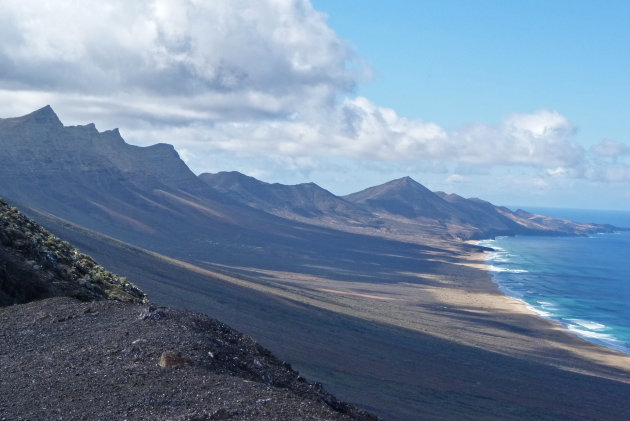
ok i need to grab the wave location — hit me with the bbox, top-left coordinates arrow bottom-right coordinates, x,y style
565,325 -> 628,353
567,319 -> 607,331
481,226 -> 630,356
486,265 -> 528,273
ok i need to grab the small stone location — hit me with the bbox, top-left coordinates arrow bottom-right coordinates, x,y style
157,351 -> 189,368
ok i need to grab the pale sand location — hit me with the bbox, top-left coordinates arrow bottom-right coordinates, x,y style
205,246 -> 630,383
431,250 -> 630,378
151,244 -> 630,383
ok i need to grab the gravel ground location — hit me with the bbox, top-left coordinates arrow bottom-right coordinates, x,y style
0,297 -> 377,420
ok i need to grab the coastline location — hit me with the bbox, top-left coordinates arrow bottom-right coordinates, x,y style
459,243 -> 630,378
475,233 -> 630,356
14,209 -> 630,420
218,234 -> 630,383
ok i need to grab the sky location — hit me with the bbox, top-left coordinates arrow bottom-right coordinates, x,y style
0,0 -> 628,210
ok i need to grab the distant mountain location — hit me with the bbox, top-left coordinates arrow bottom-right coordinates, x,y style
340,176 -> 612,239
0,106 -> 329,259
0,106 -> 199,191
435,191 -> 614,238
200,171 -> 374,224
1,106 -> 613,247
202,172 -> 613,241
434,192 -> 528,238
343,176 -> 467,221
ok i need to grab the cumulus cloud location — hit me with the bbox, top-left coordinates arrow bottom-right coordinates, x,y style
0,0 -> 627,187
590,139 -> 629,158
0,0 -> 356,121
179,100 -> 585,169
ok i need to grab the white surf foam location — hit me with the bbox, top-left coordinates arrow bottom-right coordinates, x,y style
486,265 -> 528,273
567,319 -> 607,331
567,325 -> 617,341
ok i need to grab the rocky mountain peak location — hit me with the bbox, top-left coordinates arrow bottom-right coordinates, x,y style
21,105 -> 63,128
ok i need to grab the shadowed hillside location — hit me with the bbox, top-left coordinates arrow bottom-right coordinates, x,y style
0,198 -> 377,421
1,106 -> 628,420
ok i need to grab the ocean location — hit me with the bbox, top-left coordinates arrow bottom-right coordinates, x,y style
478,208 -> 630,355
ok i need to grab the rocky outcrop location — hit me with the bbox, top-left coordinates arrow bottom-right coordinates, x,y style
0,196 -> 147,306
0,106 -> 200,193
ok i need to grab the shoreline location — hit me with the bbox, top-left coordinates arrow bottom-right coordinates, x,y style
15,208 -> 630,419
475,235 -> 630,357
456,243 -> 630,379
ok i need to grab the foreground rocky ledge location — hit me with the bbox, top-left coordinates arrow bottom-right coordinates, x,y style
0,297 -> 377,420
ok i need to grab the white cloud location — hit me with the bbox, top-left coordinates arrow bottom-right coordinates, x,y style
590,139 -> 629,158
172,101 -> 585,169
0,0 -> 627,191
546,167 -> 567,176
0,0 -> 356,121
445,174 -> 464,184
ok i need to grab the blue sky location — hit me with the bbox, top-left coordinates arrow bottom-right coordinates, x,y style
0,0 -> 628,209
314,0 -> 630,143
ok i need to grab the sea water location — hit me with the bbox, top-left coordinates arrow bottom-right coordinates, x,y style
478,208 -> 630,355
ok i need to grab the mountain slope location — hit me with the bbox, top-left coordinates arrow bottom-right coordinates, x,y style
341,176 -> 613,239
0,106 -> 356,261
13,196 -> 630,421
0,197 -> 146,306
344,176 -> 466,221
0,201 -> 376,420
200,171 -> 374,223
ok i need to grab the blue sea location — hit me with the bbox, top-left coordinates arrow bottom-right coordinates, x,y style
478,208 -> 630,355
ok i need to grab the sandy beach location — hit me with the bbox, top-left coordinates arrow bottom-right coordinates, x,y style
214,244 -> 630,382
191,241 -> 630,419
32,213 -> 630,419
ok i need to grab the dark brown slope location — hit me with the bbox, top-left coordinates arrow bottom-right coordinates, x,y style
0,198 -> 375,421
15,208 -> 630,421
0,298 -> 372,421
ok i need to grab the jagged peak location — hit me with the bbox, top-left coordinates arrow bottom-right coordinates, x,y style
68,122 -> 98,135
101,128 -> 125,144
19,105 -> 63,128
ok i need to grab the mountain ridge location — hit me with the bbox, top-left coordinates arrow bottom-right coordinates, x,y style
203,170 -> 614,241
1,106 -> 614,244
1,106 -> 626,420
200,171 -> 375,222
